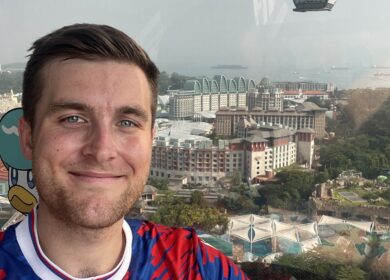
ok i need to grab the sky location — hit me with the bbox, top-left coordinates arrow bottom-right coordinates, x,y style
1,0 -> 390,88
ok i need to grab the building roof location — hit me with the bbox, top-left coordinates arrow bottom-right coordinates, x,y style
143,185 -> 158,193
229,138 -> 243,144
248,117 -> 257,125
157,95 -> 170,106
156,119 -> 212,141
249,127 -> 295,139
297,128 -> 315,133
297,102 -> 326,111
245,135 -> 268,143
193,111 -> 216,119
259,77 -> 272,87
284,90 -> 301,95
302,90 -> 328,95
237,117 -> 251,128
251,107 -> 263,111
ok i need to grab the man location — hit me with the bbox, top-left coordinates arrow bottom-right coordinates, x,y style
0,24 -> 248,279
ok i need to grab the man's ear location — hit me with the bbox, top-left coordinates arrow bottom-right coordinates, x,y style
19,117 -> 33,160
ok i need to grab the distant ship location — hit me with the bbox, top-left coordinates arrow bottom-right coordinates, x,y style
373,72 -> 390,77
331,66 -> 349,70
211,64 -> 247,70
371,65 -> 390,69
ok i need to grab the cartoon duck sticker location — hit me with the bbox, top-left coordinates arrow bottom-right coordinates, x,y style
0,108 -> 38,214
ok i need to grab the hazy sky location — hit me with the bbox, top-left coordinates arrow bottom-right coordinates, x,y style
1,0 -> 390,87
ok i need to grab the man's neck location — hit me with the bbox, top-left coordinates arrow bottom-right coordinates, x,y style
36,203 -> 125,278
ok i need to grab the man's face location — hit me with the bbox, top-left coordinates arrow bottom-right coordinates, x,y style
19,59 -> 154,229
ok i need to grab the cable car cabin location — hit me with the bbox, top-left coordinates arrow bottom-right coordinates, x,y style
293,0 -> 336,12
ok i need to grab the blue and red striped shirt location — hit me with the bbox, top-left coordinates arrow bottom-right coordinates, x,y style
0,209 -> 248,280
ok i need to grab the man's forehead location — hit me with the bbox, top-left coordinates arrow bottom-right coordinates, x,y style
40,58 -> 151,96
41,58 -> 144,79
38,59 -> 153,117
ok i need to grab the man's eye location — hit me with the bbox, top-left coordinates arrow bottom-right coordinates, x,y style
64,116 -> 85,123
119,120 -> 136,127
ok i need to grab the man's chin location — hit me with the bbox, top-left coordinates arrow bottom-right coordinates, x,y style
42,195 -> 133,230
61,205 -> 128,230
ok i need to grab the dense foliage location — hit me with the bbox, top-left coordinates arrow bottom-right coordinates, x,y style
157,71 -> 196,93
150,191 -> 229,234
220,194 -> 260,214
257,169 -> 315,210
320,91 -> 390,179
147,177 -> 169,190
275,252 -> 367,280
0,71 -> 23,93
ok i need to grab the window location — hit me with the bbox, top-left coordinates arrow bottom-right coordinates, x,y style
4,1 -> 390,277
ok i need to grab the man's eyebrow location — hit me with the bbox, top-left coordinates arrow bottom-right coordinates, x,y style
118,106 -> 150,123
49,102 -> 93,113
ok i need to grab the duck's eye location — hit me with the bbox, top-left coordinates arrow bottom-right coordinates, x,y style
27,170 -> 35,189
10,168 -> 18,186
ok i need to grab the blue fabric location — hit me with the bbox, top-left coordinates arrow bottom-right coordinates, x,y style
0,219 -> 248,280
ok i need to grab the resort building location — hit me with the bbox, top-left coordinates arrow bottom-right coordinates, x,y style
168,76 -> 255,119
215,102 -> 327,139
150,125 -> 314,185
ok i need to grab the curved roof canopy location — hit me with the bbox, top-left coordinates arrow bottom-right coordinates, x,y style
214,75 -> 228,93
247,79 -> 256,91
198,78 -> 210,93
259,77 -> 272,87
228,79 -> 237,93
210,80 -> 219,93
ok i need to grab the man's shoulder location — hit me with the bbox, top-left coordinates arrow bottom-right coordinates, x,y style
126,218 -> 196,242
125,219 -> 249,280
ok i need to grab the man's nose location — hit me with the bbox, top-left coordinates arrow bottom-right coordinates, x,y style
82,124 -> 117,162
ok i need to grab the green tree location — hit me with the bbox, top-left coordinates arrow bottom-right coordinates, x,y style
275,252 -> 338,279
148,177 -> 169,190
336,265 -> 366,280
190,190 -> 207,207
150,202 -> 228,234
157,71 -> 170,93
231,169 -> 242,186
315,168 -> 329,183
220,195 -> 259,214
319,94 -> 390,179
0,71 -> 23,93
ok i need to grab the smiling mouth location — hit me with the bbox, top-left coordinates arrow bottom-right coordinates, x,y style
69,171 -> 124,180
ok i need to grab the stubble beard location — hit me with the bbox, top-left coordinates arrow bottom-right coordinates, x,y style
34,163 -> 146,230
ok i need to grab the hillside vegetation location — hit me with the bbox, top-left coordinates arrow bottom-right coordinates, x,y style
321,89 -> 390,179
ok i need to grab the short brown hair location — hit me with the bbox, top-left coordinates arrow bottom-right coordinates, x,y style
23,23 -> 159,127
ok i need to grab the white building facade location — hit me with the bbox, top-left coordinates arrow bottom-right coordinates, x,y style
150,126 -> 314,185
168,76 -> 255,119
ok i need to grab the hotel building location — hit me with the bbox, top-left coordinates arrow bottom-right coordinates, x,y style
168,76 -> 255,119
150,126 -> 314,185
215,102 -> 327,139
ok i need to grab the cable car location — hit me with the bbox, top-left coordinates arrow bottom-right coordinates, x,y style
293,0 -> 336,12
